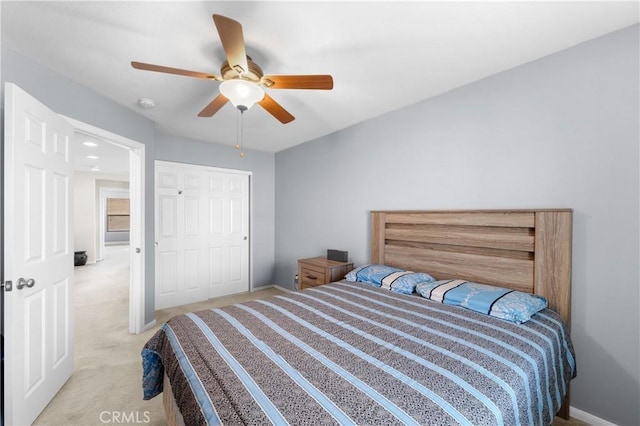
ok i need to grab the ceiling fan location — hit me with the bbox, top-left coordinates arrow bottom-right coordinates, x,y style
131,14 -> 333,124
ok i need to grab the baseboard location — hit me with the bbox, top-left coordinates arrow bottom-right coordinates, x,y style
570,406 -> 618,426
253,284 -> 295,294
142,319 -> 157,332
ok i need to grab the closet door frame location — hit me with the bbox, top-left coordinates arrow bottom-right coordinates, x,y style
154,160 -> 252,309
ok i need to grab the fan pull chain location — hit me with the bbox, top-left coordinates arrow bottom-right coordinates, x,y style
235,106 -> 246,158
235,107 -> 240,151
239,107 -> 245,158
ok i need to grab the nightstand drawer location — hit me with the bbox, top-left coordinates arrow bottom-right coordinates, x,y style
300,267 -> 326,288
297,257 -> 354,290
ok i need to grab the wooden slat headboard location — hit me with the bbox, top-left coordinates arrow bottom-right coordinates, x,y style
371,209 -> 573,327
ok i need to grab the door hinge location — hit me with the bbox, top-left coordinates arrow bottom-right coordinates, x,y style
2,280 -> 12,292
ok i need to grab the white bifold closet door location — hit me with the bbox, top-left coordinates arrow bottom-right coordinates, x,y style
155,161 -> 249,310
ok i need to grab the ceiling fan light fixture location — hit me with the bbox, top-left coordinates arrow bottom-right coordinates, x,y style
219,79 -> 264,110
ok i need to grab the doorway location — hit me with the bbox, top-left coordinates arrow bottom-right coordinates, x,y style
98,188 -> 131,262
64,116 -> 146,334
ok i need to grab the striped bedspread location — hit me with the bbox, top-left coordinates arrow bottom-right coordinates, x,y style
142,281 -> 576,426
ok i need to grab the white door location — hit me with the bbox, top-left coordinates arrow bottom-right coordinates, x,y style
3,83 -> 74,425
154,162 -> 249,309
155,163 -> 209,309
207,170 -> 249,299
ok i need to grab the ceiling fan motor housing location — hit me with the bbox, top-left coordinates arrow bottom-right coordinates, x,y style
221,56 -> 263,82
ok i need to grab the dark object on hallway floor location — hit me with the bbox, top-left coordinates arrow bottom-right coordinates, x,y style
74,251 -> 87,266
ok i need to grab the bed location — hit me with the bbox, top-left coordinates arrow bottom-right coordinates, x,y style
143,209 -> 575,425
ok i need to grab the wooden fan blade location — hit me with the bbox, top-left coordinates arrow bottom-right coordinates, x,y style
198,94 -> 229,117
261,75 -> 334,90
258,94 -> 295,124
213,14 -> 249,76
131,61 -> 221,80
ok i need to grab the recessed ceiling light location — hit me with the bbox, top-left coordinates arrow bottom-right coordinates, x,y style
90,166 -> 100,172
83,141 -> 98,147
86,155 -> 99,160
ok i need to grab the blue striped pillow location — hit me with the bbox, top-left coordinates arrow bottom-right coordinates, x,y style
346,264 -> 435,294
345,264 -> 402,286
416,279 -> 548,323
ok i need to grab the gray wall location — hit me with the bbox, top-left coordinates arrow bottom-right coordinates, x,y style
1,46 -> 157,324
155,134 -> 275,288
105,230 -> 130,244
274,25 -> 639,425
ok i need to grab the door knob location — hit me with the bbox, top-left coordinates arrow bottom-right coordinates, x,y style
16,278 -> 35,290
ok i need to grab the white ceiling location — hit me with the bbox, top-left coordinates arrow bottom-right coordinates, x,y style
72,131 -> 130,177
2,1 -> 638,159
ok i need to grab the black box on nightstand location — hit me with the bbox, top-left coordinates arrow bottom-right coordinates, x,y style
327,249 -> 348,262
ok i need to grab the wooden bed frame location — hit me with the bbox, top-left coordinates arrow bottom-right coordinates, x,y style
371,209 -> 573,418
163,208 -> 573,424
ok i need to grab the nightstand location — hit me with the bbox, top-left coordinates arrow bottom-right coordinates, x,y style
297,257 -> 354,290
